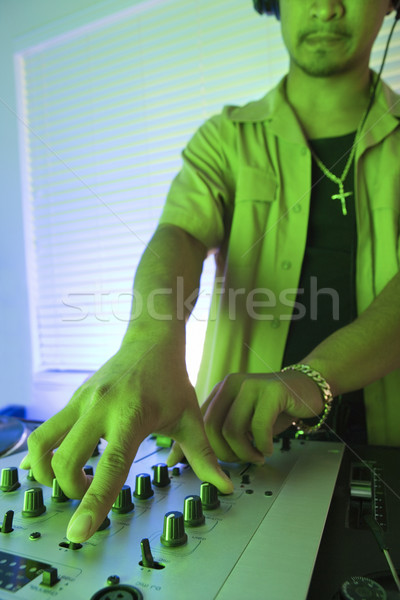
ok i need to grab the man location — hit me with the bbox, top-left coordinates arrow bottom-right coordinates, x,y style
21,0 -> 400,544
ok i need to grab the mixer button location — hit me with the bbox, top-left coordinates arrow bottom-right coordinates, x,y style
133,473 -> 154,499
22,488 -> 46,518
200,482 -> 220,510
160,511 -> 187,547
112,485 -> 135,514
97,516 -> 111,531
184,495 -> 205,527
41,567 -> 59,588
140,538 -> 155,568
67,541 -> 82,550
0,467 -> 20,492
139,538 -> 165,570
1,510 -> 14,533
152,463 -> 171,487
51,478 -> 69,503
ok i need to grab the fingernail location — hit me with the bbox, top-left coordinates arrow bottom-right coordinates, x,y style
67,513 -> 92,542
19,455 -> 30,469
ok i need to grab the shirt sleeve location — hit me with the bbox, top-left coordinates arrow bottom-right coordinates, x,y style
159,113 -> 230,251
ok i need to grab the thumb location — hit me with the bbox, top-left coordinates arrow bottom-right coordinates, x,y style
175,414 -> 234,495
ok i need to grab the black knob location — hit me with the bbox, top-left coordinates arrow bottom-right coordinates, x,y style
83,465 -> 94,476
152,463 -> 171,488
0,467 -> 20,492
112,485 -> 134,514
184,495 -> 205,527
160,511 -> 187,547
41,567 -> 60,588
133,474 -> 154,499
22,488 -> 46,517
1,510 -> 14,533
97,516 -> 110,531
51,479 -> 69,503
200,482 -> 220,510
140,538 -> 155,568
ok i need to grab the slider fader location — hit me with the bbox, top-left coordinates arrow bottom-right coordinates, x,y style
0,436 -> 344,599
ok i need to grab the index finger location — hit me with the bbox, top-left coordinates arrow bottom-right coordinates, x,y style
66,431 -> 142,543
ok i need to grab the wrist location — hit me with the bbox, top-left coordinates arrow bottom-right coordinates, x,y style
281,363 -> 334,435
298,356 -> 340,397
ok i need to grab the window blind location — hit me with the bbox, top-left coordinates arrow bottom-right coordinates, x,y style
15,0 -> 400,387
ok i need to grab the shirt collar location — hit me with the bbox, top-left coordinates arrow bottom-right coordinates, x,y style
225,71 -> 400,150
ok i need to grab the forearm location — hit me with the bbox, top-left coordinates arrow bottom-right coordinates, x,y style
301,271 -> 400,397
122,224 -> 207,346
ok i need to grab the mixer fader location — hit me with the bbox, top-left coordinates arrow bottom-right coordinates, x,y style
0,436 -> 344,599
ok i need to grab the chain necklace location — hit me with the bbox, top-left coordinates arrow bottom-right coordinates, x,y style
309,105 -> 369,217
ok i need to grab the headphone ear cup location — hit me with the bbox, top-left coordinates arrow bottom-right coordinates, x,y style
253,0 -> 280,19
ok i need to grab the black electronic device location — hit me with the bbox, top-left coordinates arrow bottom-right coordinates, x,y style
308,445 -> 400,600
0,429 -> 344,599
1,419 -> 399,599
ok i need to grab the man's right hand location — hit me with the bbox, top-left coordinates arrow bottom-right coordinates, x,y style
20,336 -> 233,543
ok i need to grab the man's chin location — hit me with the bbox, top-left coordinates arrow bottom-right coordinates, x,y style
294,57 -> 351,79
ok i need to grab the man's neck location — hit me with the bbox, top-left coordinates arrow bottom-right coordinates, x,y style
285,65 -> 372,140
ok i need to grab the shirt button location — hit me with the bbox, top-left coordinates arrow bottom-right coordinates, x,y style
271,318 -> 280,329
281,260 -> 292,270
293,204 -> 302,213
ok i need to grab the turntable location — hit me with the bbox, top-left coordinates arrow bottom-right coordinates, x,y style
0,416 -> 30,457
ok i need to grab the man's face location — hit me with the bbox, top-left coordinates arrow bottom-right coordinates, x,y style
280,0 -> 393,78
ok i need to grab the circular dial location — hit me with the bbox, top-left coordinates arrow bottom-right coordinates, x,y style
340,576 -> 387,600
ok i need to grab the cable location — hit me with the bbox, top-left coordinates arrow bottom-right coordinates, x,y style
360,13 -> 399,132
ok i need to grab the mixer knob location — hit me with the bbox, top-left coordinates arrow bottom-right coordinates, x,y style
160,511 -> 187,547
200,482 -> 220,510
0,467 -> 20,492
1,510 -> 14,533
184,495 -> 205,527
41,567 -> 60,588
152,463 -> 171,488
112,485 -> 135,514
22,488 -> 46,517
133,474 -> 154,499
51,478 -> 69,503
27,469 -> 36,481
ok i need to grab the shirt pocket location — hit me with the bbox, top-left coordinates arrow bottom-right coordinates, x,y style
235,166 -> 277,203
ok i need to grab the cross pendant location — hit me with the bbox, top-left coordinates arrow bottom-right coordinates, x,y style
331,182 -> 352,216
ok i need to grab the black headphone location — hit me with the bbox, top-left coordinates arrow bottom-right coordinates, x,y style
253,0 -> 400,21
253,0 -> 280,19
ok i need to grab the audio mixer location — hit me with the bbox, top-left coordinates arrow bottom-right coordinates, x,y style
0,433 -> 345,600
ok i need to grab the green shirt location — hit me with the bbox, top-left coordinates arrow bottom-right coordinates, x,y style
160,72 -> 400,446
